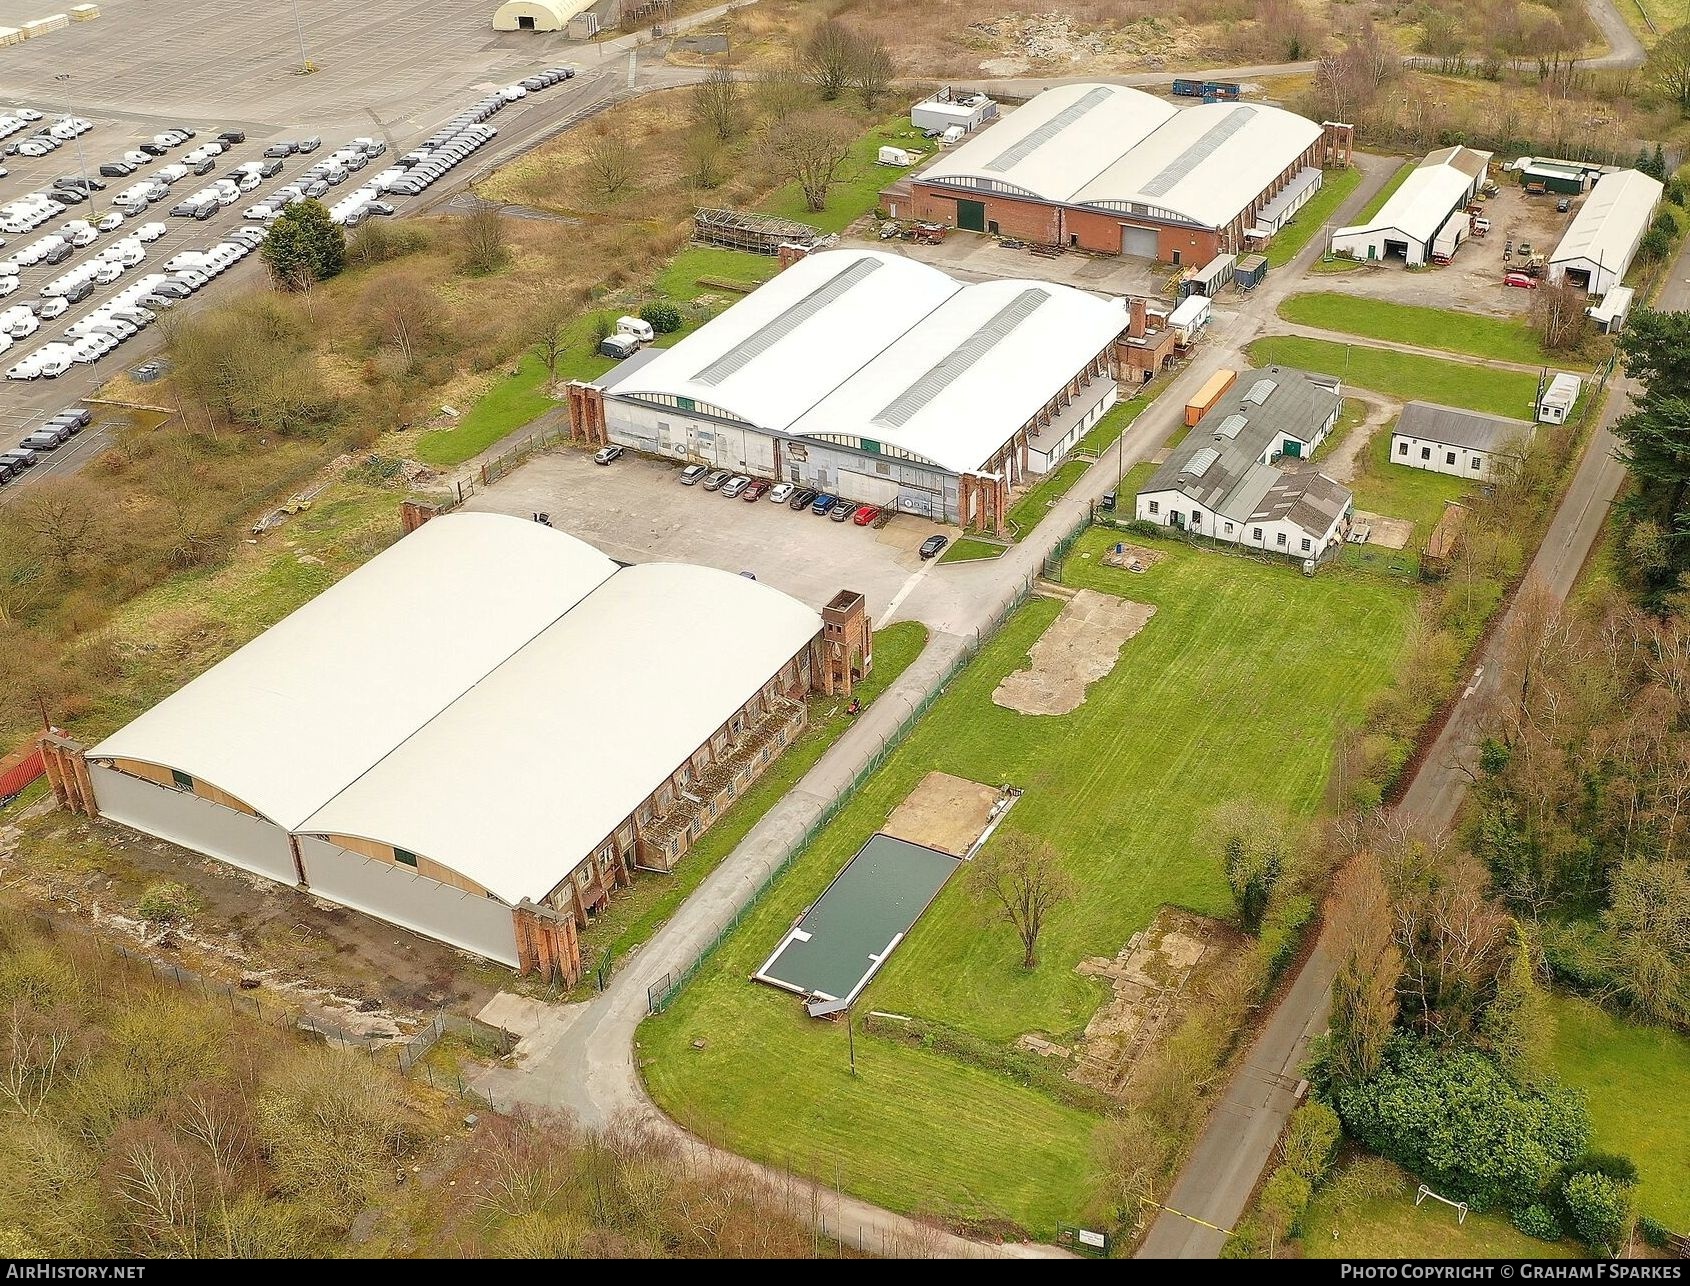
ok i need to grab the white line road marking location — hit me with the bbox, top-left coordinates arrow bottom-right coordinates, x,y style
875,563 -> 931,630
1462,665 -> 1485,699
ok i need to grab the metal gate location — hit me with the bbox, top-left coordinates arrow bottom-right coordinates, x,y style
957,199 -> 986,232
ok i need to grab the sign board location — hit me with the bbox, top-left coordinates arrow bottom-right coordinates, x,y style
1077,1229 -> 1107,1250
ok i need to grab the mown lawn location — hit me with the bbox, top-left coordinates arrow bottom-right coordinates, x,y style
1279,293 -> 1585,369
1007,459 -> 1089,538
1352,162 -> 1416,225
1077,390 -> 1154,455
642,533 -> 1414,1233
938,536 -> 1008,563
759,115 -> 927,234
1267,165 -> 1364,267
653,246 -> 780,302
1550,995 -> 1690,1231
573,622 -> 929,985
1349,414 -> 1474,541
1301,1160 -> 1580,1259
1246,335 -> 1543,419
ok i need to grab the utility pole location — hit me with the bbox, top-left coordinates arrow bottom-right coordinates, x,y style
847,1007 -> 857,1076
53,74 -> 90,190
288,0 -> 311,73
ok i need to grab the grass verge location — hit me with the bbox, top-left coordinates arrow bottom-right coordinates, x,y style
1007,459 -> 1089,539
1246,336 -> 1543,419
572,622 -> 929,985
1353,162 -> 1416,224
1076,390 -> 1154,456
1266,165 -> 1364,267
939,536 -> 1008,564
1280,293 -> 1593,370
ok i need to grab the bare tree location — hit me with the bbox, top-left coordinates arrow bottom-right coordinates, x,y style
459,204 -> 510,275
804,20 -> 858,101
768,110 -> 856,213
17,479 -> 105,575
851,36 -> 894,106
690,68 -> 743,142
1324,850 -> 1402,1083
1531,278 -> 1591,351
581,118 -> 637,200
1647,24 -> 1690,116
685,128 -> 728,190
531,306 -> 572,386
970,832 -> 1075,968
755,59 -> 812,126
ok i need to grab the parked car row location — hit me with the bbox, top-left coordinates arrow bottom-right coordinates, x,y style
0,404 -> 90,484
1,114 -> 94,159
675,463 -> 886,525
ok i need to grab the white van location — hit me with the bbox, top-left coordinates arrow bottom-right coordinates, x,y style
615,316 -> 654,343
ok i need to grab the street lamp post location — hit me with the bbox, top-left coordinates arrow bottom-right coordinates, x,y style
288,0 -> 311,73
53,74 -> 90,190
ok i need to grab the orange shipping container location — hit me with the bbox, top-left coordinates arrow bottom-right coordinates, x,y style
1185,368 -> 1237,427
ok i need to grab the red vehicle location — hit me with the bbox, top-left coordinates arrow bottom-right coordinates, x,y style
1503,271 -> 1537,289
742,477 -> 771,501
852,504 -> 880,526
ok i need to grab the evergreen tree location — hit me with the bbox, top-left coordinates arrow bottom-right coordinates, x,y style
260,198 -> 345,289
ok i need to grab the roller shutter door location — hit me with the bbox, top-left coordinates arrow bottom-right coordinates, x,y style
296,836 -> 520,965
91,765 -> 298,884
836,469 -> 901,507
1120,224 -> 1159,258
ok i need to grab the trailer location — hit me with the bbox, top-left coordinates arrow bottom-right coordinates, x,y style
1179,252 -> 1236,299
1184,367 -> 1237,426
1169,295 -> 1212,347
1234,253 -> 1269,290
1171,78 -> 1241,99
1430,212 -> 1467,264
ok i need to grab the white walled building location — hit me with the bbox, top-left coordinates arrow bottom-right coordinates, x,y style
1390,401 -> 1533,481
1548,168 -> 1663,296
1330,146 -> 1492,266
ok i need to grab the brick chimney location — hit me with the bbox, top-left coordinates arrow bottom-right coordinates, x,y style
777,242 -> 812,272
1128,297 -> 1147,339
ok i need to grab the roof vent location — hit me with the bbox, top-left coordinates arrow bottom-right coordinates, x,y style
1185,446 -> 1220,478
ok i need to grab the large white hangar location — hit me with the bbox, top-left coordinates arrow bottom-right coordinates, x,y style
575,248 -> 1130,534
892,82 -> 1336,263
42,514 -> 867,985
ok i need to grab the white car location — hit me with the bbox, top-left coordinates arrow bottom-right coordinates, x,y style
96,211 -> 125,233
0,258 -> 20,276
0,277 -> 17,299
12,241 -> 48,266
35,296 -> 68,319
36,344 -> 76,377
68,225 -> 97,248
163,252 -> 204,273
18,140 -> 57,158
135,221 -> 166,242
0,333 -> 11,355
69,337 -> 104,364
243,202 -> 274,220
7,355 -> 40,379
2,312 -> 39,339
92,260 -> 123,284
15,109 -> 42,123
157,163 -> 189,184
122,149 -> 151,167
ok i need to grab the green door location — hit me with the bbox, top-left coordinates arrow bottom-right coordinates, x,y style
1282,439 -> 1302,458
956,199 -> 986,232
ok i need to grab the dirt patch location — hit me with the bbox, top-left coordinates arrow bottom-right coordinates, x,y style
993,588 -> 1155,716
1101,541 -> 1166,573
1322,395 -> 1398,487
1016,907 -> 1247,1098
1352,510 -> 1414,550
882,772 -> 1015,857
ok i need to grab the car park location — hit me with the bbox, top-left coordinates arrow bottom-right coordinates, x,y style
701,469 -> 730,491
680,464 -> 707,485
790,487 -> 818,511
720,475 -> 750,498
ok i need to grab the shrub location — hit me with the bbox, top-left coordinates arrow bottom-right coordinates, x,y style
1561,1170 -> 1634,1255
1331,1033 -> 1589,1211
1638,1215 -> 1672,1249
1281,1100 -> 1342,1184
136,881 -> 201,926
1260,893 -> 1316,978
1566,1153 -> 1639,1187
1513,1203 -> 1564,1241
1258,1166 -> 1314,1242
639,301 -> 683,334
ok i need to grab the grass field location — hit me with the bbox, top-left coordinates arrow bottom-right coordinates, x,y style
1549,995 -> 1690,1230
1246,336 -> 1543,419
938,536 -> 1008,563
1267,166 -> 1364,268
1349,415 -> 1473,541
1352,162 -> 1416,225
1279,293 -> 1585,369
1301,1160 -> 1580,1258
1076,390 -> 1154,456
573,623 -> 928,986
1007,459 -> 1089,538
642,533 -> 1414,1231
653,246 -> 780,302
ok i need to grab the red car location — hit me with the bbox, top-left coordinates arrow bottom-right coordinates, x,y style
852,504 -> 881,526
1502,272 -> 1537,289
742,477 -> 771,501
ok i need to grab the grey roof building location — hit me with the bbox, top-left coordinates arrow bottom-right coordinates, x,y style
1393,402 -> 1531,454
1136,366 -> 1352,556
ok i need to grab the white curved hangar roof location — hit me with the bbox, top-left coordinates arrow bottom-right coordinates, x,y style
613,249 -> 957,434
612,248 -> 1129,474
916,82 -> 1322,229
1551,168 -> 1662,268
491,0 -> 591,32
90,513 -> 618,828
299,563 -> 823,903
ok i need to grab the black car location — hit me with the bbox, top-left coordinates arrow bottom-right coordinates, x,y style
789,487 -> 819,511
46,188 -> 85,205
263,141 -> 297,158
42,241 -> 72,264
218,129 -> 245,145
0,448 -> 38,472
190,157 -> 215,175
919,534 -> 949,560
138,141 -> 168,157
99,161 -> 136,178
192,203 -> 216,220
256,158 -> 283,178
54,174 -> 105,191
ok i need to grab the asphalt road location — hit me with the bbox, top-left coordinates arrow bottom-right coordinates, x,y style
1135,175 -> 1685,1270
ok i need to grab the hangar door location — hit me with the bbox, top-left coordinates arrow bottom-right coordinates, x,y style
296,836 -> 520,966
90,765 -> 299,884
836,468 -> 901,507
1120,224 -> 1159,258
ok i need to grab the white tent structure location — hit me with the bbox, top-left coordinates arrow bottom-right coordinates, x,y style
1330,146 -> 1492,265
87,515 -> 824,966
491,0 -> 589,31
1549,169 -> 1663,296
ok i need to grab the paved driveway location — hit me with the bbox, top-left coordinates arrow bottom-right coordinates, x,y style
465,447 -> 962,626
